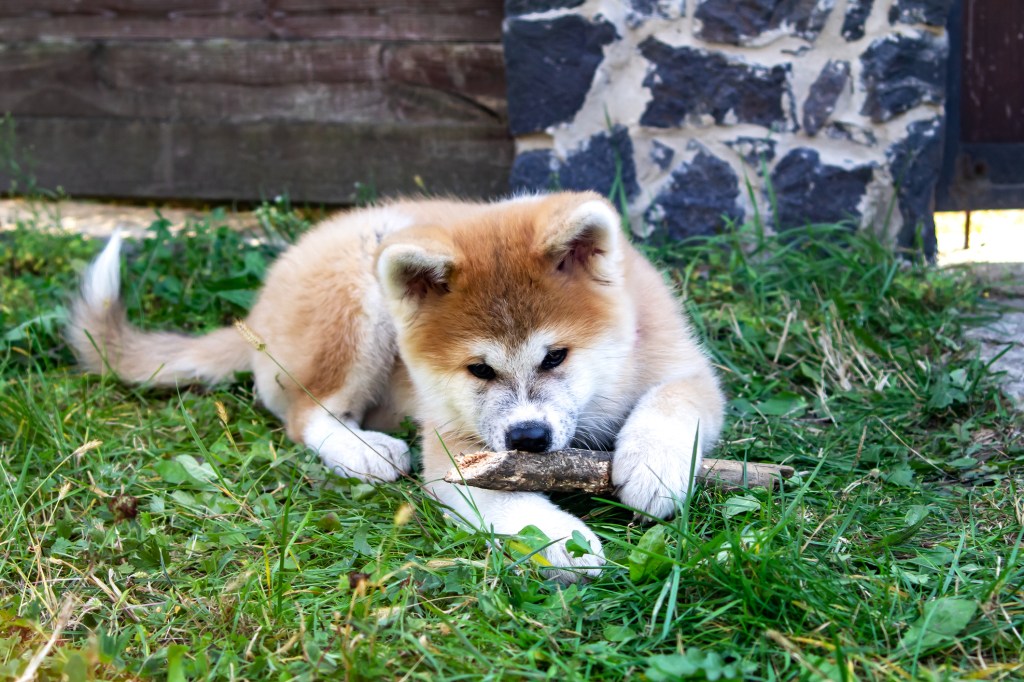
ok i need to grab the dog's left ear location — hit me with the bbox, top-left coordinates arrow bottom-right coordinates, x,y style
543,198 -> 624,285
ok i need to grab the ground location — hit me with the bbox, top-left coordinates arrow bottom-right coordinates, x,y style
935,210 -> 1024,408
1,198 -> 1022,681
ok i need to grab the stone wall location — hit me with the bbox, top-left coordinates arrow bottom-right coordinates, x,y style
504,0 -> 953,255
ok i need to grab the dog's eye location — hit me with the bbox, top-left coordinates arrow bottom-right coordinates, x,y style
467,363 -> 497,380
540,348 -> 568,370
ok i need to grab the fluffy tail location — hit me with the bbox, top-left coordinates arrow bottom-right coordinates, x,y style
67,231 -> 252,385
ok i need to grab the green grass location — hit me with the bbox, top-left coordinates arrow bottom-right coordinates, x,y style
1,202 -> 1022,681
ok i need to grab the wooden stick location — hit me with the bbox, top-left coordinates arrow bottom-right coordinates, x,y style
443,448 -> 794,493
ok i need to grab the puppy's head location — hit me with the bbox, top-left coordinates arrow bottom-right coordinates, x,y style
377,193 -> 634,452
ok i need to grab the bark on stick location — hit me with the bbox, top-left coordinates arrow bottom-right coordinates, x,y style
443,448 -> 794,493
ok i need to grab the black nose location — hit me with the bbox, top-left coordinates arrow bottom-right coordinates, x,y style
505,421 -> 552,453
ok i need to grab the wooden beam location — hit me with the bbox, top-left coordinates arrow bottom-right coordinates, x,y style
0,1 -> 504,42
0,117 -> 512,202
0,42 -> 505,123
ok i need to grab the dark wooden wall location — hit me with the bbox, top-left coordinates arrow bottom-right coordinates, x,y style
937,0 -> 1024,211
0,1 -> 512,203
960,0 -> 1024,145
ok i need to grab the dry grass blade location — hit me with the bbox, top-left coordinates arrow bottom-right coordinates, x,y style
15,597 -> 75,682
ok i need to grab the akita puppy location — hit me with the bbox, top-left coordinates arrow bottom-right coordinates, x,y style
68,191 -> 724,580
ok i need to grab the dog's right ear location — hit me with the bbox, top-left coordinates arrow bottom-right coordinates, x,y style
377,242 -> 454,309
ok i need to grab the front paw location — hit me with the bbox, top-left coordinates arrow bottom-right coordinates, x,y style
315,429 -> 411,482
428,484 -> 606,583
500,505 -> 605,583
612,419 -> 701,519
531,522 -> 605,584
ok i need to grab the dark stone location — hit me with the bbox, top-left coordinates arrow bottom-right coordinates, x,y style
888,0 -> 954,27
887,117 -> 942,256
650,140 -> 676,170
504,16 -> 618,135
770,148 -> 874,228
640,38 -> 792,129
505,0 -> 585,16
645,150 -> 743,239
825,121 -> 877,147
508,126 -> 640,200
509,149 -> 558,193
559,125 -> 640,200
841,0 -> 872,41
860,32 -> 946,122
726,136 -> 776,166
694,0 -> 834,46
802,60 -> 850,135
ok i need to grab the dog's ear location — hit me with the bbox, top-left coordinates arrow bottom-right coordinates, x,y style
543,198 -> 624,285
377,242 -> 453,308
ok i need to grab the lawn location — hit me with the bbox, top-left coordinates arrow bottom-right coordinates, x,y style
1,199 -> 1022,681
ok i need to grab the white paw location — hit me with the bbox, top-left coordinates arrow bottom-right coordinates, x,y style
535,522 -> 605,584
428,484 -> 605,583
507,505 -> 605,583
612,412 -> 701,519
305,412 -> 410,482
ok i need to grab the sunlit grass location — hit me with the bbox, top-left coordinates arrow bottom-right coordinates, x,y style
1,201 -> 1021,681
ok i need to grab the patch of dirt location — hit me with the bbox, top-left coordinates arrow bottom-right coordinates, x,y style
0,197 -> 258,238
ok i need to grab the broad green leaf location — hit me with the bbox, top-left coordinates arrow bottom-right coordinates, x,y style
883,463 -> 917,488
317,512 -> 342,532
904,504 -> 930,526
947,456 -> 977,469
900,598 -> 977,650
49,537 -> 74,556
868,505 -> 931,552
565,530 -> 593,558
353,528 -> 374,556
603,624 -> 636,642
169,490 -> 197,508
755,392 -> 807,417
153,459 -> 189,485
629,524 -> 672,583
722,495 -> 761,519
949,368 -> 969,388
646,648 -> 750,682
175,454 -> 216,484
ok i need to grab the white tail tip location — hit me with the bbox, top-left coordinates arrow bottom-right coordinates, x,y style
83,230 -> 123,310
